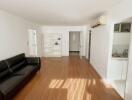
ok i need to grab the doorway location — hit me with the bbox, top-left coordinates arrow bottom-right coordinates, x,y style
69,31 -> 80,56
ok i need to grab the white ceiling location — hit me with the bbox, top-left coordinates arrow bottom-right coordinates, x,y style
0,0 -> 122,25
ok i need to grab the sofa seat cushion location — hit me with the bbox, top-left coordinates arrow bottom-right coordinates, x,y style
15,65 -> 37,77
0,75 -> 25,95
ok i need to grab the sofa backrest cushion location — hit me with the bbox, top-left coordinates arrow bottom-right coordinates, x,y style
11,60 -> 27,71
0,61 -> 10,80
6,53 -> 26,67
6,53 -> 27,71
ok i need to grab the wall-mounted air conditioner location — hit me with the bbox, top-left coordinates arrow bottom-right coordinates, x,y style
91,15 -> 107,28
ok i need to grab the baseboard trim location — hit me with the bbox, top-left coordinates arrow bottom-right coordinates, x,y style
69,51 -> 79,52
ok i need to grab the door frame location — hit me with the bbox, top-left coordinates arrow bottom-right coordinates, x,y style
69,31 -> 82,57
88,30 -> 92,61
28,29 -> 38,57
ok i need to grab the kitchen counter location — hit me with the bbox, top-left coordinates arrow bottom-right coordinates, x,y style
112,57 -> 128,60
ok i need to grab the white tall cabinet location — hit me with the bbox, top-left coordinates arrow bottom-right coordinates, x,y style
107,31 -> 130,98
107,58 -> 128,98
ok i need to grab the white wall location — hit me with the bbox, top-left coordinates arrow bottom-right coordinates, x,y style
90,25 -> 109,78
0,10 -> 41,60
83,26 -> 91,59
126,29 -> 132,100
90,0 -> 132,99
112,32 -> 130,54
113,33 -> 130,45
42,26 -> 87,56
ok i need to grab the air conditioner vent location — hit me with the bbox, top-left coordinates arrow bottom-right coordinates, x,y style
91,15 -> 107,28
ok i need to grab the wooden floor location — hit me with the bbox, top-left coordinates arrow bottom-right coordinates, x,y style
14,56 -> 123,100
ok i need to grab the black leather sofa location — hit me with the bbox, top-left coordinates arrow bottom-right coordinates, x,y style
0,53 -> 41,100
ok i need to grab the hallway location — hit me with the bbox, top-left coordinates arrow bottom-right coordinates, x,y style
14,56 -> 122,100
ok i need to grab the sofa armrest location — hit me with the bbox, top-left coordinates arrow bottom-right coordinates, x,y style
0,91 -> 3,100
26,57 -> 41,69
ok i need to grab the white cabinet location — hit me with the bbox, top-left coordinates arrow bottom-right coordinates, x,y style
107,58 -> 128,80
122,60 -> 128,80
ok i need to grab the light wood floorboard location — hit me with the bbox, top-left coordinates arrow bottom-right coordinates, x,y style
14,56 -> 123,100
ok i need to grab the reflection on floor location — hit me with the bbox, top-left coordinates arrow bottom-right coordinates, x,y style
14,56 -> 123,100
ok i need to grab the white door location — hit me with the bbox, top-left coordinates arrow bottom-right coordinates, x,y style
28,29 -> 37,57
122,60 -> 128,80
43,33 -> 62,57
79,31 -> 83,58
